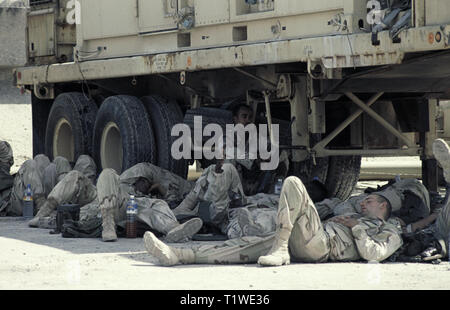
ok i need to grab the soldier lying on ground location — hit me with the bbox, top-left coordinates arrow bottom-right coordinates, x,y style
386,139 -> 450,263
29,161 -> 203,243
143,139 -> 450,266
143,175 -> 404,266
0,140 -> 78,217
94,164 -> 201,242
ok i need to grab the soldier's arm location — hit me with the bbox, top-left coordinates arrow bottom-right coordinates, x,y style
351,222 -> 403,262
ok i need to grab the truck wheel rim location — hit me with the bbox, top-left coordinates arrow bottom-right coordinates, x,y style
53,118 -> 75,162
101,122 -> 123,173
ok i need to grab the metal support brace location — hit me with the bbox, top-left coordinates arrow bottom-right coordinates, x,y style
344,92 -> 416,148
313,92 -> 384,152
263,90 -> 275,146
422,99 -> 438,192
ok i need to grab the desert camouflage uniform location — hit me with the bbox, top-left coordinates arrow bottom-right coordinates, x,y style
226,178 -> 430,239
315,178 -> 429,220
29,155 -> 99,225
431,199 -> 450,257
0,140 -> 67,216
95,163 -> 194,234
0,141 -> 14,215
173,163 -> 245,234
176,176 -> 403,264
226,193 -> 278,239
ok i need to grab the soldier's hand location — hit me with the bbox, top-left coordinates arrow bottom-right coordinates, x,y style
330,216 -> 358,228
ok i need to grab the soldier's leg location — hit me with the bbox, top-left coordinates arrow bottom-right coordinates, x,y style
0,141 -> 14,175
257,176 -> 330,266
119,163 -> 194,200
42,163 -> 57,197
143,230 -> 275,266
96,168 -> 127,241
136,197 -> 202,243
434,201 -> 450,257
28,170 -> 97,227
432,138 -> 450,256
10,159 -> 47,216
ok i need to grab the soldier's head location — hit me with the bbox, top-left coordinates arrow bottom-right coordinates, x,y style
232,104 -> 253,126
360,194 -> 392,220
134,176 -> 152,195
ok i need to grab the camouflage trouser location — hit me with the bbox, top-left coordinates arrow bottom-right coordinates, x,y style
48,170 -> 97,207
0,141 -> 14,176
226,193 -> 279,239
97,168 -> 180,234
434,200 -> 450,257
185,163 -> 245,234
44,169 -> 99,225
8,157 -> 51,216
0,188 -> 12,216
119,162 -> 194,203
185,176 -> 330,264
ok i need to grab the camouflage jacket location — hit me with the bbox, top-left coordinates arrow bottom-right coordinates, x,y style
325,215 -> 404,262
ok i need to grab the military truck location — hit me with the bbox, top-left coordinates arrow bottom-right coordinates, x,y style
13,0 -> 450,199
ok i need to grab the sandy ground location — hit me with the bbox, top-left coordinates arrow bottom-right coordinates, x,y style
0,94 -> 32,173
0,102 -> 449,291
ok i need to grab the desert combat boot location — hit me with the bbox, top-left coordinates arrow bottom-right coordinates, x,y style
28,197 -> 59,227
164,217 -> 203,243
143,231 -> 195,266
257,193 -> 293,266
100,203 -> 117,242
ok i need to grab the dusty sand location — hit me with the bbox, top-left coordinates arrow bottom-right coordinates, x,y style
0,95 -> 32,173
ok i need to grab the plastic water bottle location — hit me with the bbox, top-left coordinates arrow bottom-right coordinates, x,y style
274,178 -> 283,195
126,195 -> 138,238
22,184 -> 34,219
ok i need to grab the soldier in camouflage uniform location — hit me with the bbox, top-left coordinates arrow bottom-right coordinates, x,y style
172,161 -> 245,235
143,175 -> 405,266
29,159 -> 203,243
0,140 -> 71,217
96,163 -> 202,242
427,139 -> 450,257
28,155 -> 98,227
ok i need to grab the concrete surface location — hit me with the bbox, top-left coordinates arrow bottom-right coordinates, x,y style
1,215 -> 449,290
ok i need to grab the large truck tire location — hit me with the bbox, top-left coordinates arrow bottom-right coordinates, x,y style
93,95 -> 156,174
289,157 -> 329,184
141,95 -> 188,178
45,92 -> 98,162
325,155 -> 361,200
289,155 -> 361,201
